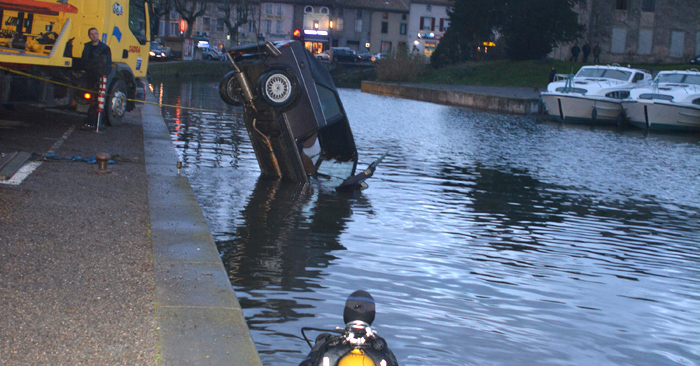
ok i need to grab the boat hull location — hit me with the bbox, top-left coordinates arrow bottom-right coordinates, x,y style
541,93 -> 623,124
623,100 -> 700,132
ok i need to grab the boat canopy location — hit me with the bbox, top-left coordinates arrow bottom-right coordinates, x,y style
655,73 -> 700,86
576,67 -> 631,81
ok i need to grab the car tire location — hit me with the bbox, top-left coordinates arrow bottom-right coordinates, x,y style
257,68 -> 299,110
206,55 -> 213,61
106,78 -> 127,126
219,71 -> 245,106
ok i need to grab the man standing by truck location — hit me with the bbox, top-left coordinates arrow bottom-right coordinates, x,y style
81,27 -> 112,129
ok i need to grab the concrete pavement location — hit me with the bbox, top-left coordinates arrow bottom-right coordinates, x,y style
0,92 -> 261,365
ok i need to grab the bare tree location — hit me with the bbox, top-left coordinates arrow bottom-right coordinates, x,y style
172,0 -> 210,38
218,0 -> 257,44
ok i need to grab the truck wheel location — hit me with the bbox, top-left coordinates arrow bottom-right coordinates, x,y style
106,79 -> 127,126
219,71 -> 244,106
257,68 -> 299,109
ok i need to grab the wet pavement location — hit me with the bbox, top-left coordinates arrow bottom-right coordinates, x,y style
0,96 -> 261,365
0,106 -> 158,364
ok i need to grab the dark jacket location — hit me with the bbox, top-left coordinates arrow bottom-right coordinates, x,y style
582,43 -> 591,56
81,41 -> 112,78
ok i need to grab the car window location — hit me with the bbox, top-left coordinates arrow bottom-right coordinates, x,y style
316,84 -> 343,124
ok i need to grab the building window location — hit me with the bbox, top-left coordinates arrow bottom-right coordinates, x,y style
202,17 -> 211,31
357,9 -> 363,17
217,19 -> 225,32
670,31 -> 685,58
611,27 -> 627,53
263,19 -> 271,33
402,14 -> 407,20
248,20 -> 256,33
400,23 -> 407,35
264,3 -> 273,14
383,12 -> 388,19
641,0 -> 655,11
170,10 -> 178,19
336,18 -> 344,31
426,4 -> 432,11
305,6 -> 313,13
420,17 -> 434,31
320,7 -> 329,14
275,20 -> 283,33
355,19 -> 363,33
169,22 -> 178,36
276,4 -> 284,15
615,0 -> 629,10
381,41 -> 392,53
381,22 -> 388,34
638,29 -> 653,55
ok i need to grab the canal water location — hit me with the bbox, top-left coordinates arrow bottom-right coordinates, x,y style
150,76 -> 700,366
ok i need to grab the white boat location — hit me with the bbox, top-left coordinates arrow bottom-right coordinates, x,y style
621,69 -> 700,132
541,65 -> 652,124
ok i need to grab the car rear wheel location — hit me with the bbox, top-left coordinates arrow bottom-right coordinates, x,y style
219,71 -> 245,106
257,68 -> 299,109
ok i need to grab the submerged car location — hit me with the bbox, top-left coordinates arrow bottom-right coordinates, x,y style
218,40 -> 382,189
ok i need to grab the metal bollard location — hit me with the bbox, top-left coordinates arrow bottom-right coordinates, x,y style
95,152 -> 111,174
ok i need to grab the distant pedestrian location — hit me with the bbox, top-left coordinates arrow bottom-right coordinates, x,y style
548,66 -> 557,83
582,42 -> 591,63
593,43 -> 601,64
569,44 -> 580,62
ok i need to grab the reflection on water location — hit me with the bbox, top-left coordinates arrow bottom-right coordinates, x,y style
151,77 -> 700,366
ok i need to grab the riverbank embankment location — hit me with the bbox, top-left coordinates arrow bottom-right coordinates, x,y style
361,81 -> 541,115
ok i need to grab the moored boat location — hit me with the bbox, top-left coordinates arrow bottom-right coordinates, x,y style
541,64 -> 652,124
621,69 -> 700,132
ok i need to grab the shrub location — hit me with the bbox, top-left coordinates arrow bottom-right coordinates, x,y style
375,45 -> 428,82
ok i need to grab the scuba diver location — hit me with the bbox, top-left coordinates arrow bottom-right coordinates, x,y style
299,290 -> 399,366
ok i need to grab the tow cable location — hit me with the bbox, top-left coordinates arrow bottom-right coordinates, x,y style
0,65 -> 238,114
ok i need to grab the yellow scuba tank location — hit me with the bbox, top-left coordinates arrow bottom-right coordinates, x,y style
299,290 -> 399,366
338,349 -> 375,366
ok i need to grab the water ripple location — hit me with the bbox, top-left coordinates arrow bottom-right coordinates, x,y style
152,79 -> 700,366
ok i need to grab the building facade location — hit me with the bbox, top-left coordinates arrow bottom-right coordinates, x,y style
157,0 -> 453,58
407,0 -> 451,58
552,0 -> 700,64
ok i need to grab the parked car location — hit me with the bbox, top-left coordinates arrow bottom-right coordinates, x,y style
316,50 -> 330,61
356,50 -> 376,62
202,47 -> 224,61
330,47 -> 359,62
218,41 -> 383,189
149,42 -> 168,61
690,55 -> 700,64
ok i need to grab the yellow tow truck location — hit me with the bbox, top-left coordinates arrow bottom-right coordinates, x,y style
0,0 -> 156,124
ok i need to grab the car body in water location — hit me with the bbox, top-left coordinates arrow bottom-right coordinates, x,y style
202,47 -> 224,61
218,40 -> 383,189
356,50 -> 376,62
330,47 -> 359,63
